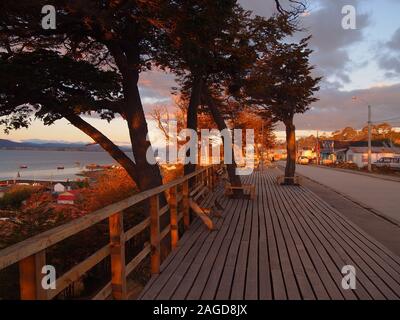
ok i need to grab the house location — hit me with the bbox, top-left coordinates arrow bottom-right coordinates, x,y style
333,149 -> 349,163
57,190 -> 79,205
314,139 -> 400,167
345,146 -> 400,168
318,140 -> 352,164
53,182 -> 73,193
53,183 -> 66,193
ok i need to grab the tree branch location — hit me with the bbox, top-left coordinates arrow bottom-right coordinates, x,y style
63,113 -> 138,182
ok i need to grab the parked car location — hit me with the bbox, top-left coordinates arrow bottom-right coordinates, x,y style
374,157 -> 400,170
297,156 -> 310,165
321,159 -> 334,165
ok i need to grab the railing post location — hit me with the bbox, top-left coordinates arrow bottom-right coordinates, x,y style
149,194 -> 160,274
109,212 -> 127,300
19,250 -> 46,300
182,180 -> 190,230
169,186 -> 179,249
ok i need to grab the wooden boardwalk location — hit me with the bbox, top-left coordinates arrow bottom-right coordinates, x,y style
139,169 -> 400,300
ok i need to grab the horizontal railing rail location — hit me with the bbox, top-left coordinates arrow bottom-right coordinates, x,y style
0,164 -> 221,300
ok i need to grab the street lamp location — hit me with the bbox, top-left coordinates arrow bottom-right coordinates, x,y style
352,96 -> 372,172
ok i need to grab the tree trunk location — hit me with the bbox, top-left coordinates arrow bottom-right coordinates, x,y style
64,113 -> 138,182
123,71 -> 165,192
184,77 -> 203,179
284,119 -> 296,185
106,41 -> 165,193
204,91 -> 242,188
121,45 -> 170,258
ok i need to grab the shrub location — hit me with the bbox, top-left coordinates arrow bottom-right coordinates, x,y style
79,168 -> 138,212
0,185 -> 42,209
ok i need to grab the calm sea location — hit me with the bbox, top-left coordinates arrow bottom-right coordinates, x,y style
0,150 -> 134,181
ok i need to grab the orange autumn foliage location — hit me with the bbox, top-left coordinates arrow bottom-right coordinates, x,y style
79,168 -> 138,212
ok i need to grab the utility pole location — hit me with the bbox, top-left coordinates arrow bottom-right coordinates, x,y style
352,96 -> 373,172
316,130 -> 320,165
368,105 -> 372,172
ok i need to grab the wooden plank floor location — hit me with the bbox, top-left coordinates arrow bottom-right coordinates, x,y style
138,169 -> 400,300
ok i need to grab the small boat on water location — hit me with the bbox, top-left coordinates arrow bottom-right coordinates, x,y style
57,166 -> 65,170
19,165 -> 28,169
86,163 -> 99,170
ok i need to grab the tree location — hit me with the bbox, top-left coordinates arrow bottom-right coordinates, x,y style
228,107 -> 276,158
149,103 -> 217,155
201,10 -> 295,187
154,0 -> 300,187
245,37 -> 321,184
297,135 -> 318,150
155,0 -> 240,178
149,105 -> 179,147
161,3 -> 291,186
331,127 -> 358,141
0,0 -> 169,192
0,50 -> 144,181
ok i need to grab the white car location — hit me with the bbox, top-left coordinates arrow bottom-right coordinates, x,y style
374,157 -> 400,170
297,156 -> 310,165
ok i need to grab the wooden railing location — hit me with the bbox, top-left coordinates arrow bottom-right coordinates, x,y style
0,165 -> 220,300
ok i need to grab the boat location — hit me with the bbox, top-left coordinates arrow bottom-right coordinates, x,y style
57,166 -> 65,170
19,165 -> 28,169
86,163 -> 99,170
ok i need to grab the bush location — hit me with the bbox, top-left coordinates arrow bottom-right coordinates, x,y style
333,162 -> 359,170
0,185 -> 42,209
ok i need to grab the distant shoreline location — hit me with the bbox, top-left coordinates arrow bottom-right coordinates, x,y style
0,139 -> 132,152
0,147 -> 109,152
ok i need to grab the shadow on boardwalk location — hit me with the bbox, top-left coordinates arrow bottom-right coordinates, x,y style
139,169 -> 400,300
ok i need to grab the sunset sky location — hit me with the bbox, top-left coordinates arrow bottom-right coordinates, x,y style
2,0 -> 400,144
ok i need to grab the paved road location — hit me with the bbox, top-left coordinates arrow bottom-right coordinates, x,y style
291,164 -> 400,224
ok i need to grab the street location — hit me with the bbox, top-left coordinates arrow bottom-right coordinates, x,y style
292,164 -> 400,224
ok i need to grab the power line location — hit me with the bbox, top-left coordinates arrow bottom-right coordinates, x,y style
371,116 -> 400,124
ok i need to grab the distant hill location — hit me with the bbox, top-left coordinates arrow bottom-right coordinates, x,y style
0,139 -> 132,152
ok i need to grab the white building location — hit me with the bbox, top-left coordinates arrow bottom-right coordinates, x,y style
345,147 -> 400,168
53,183 -> 66,193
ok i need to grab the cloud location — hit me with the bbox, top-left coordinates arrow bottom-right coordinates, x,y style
239,0 -> 391,133
289,82 -> 400,131
240,0 -> 370,86
387,28 -> 400,51
299,0 -> 369,85
140,2 -> 398,134
138,68 -> 176,112
377,27 -> 400,77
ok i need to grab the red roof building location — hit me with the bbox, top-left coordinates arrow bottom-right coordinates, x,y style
57,190 -> 79,205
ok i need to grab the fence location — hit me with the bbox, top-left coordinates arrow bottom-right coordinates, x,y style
0,165 -> 219,300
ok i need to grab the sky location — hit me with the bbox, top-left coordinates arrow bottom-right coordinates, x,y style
2,0 -> 400,144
